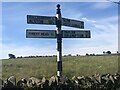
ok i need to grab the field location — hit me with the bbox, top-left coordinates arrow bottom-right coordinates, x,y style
2,55 -> 119,81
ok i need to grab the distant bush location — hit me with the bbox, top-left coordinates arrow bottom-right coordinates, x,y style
8,54 -> 16,59
68,54 -> 72,56
86,53 -> 89,56
76,54 -> 80,56
106,51 -> 111,54
89,53 -> 95,56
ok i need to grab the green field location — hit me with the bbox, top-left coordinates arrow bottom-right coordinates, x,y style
2,55 -> 119,81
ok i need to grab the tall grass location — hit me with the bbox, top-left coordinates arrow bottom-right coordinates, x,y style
2,55 -> 119,80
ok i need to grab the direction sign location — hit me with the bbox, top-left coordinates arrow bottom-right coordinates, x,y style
62,18 -> 84,29
26,30 -> 56,38
26,4 -> 91,77
27,15 -> 84,29
27,15 -> 56,25
62,30 -> 90,38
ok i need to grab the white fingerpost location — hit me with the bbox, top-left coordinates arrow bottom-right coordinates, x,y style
26,4 -> 91,78
56,4 -> 62,77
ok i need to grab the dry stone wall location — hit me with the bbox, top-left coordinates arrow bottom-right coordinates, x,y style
1,73 -> 120,90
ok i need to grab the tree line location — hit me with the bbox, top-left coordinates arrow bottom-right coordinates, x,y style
8,51 -> 119,59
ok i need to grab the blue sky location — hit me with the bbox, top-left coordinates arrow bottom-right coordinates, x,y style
1,2 -> 118,59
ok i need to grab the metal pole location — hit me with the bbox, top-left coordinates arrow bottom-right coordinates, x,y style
118,3 -> 120,73
56,4 -> 62,77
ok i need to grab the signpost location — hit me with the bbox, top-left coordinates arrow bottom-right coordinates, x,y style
62,18 -> 84,29
27,15 -> 84,29
26,30 -> 56,38
27,15 -> 56,25
26,30 -> 90,38
62,30 -> 90,38
26,4 -> 91,77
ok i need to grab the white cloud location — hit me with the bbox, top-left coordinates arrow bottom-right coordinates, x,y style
82,15 -> 118,32
92,2 -> 112,9
0,27 -> 1,36
1,0 -> 108,2
1,43 -> 57,59
82,16 -> 118,44
63,45 -> 117,55
63,10 -> 82,20
1,15 -> 118,59
1,38 -> 118,59
1,2 -> 118,59
81,15 -> 118,53
100,16 -> 118,23
82,18 -> 96,23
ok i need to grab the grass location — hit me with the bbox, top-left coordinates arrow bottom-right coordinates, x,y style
2,55 -> 119,81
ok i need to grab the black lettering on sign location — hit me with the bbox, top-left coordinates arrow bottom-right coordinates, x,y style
51,33 -> 54,36
45,33 -> 49,36
32,33 -> 35,35
41,33 -> 44,36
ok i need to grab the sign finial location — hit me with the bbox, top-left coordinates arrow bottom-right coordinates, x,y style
57,4 -> 60,8
56,4 -> 61,14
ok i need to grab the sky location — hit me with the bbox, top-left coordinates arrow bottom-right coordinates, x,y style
1,1 -> 119,59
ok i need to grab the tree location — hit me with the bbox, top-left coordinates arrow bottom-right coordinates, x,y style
103,51 -> 106,54
117,51 -> 119,54
8,54 -> 16,59
68,54 -> 72,56
106,51 -> 111,54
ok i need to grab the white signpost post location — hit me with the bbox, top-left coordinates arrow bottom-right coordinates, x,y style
26,4 -> 91,77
